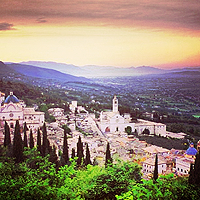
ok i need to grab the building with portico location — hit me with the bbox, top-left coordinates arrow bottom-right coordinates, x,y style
99,96 -> 166,136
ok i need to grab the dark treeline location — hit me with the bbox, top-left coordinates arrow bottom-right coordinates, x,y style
2,120 -> 112,169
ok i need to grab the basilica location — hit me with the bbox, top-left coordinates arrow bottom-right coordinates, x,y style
0,92 -> 44,131
100,96 -> 166,136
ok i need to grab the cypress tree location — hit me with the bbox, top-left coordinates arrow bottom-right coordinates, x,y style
23,122 -> 28,148
29,129 -> 34,149
71,148 -> 75,159
47,138 -> 52,154
77,136 -> 84,166
188,163 -> 195,184
37,128 -> 42,154
4,121 -> 11,147
62,129 -> 69,164
13,120 -> 23,163
153,154 -> 158,183
193,152 -> 200,185
105,142 -> 112,167
42,122 -> 48,157
85,143 -> 92,165
49,144 -> 58,168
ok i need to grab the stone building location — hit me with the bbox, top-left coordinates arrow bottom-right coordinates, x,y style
99,96 -> 166,136
0,92 -> 44,131
175,143 -> 197,175
48,107 -> 64,117
100,96 -> 135,133
69,100 -> 88,114
142,155 -> 167,175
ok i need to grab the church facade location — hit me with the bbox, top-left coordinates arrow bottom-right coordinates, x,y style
99,96 -> 166,136
0,92 -> 44,131
100,96 -> 135,133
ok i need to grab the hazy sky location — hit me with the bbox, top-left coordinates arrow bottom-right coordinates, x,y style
1,0 -> 200,68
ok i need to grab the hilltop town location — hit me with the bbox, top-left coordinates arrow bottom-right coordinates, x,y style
1,91 -> 199,179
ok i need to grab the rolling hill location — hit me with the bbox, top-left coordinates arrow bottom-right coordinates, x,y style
0,61 -> 90,83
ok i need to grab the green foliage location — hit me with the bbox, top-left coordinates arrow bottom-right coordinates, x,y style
125,126 -> 132,135
57,160 -> 141,199
116,174 -> 200,200
46,113 -> 56,123
0,148 -> 58,199
62,124 -> 71,134
1,147 -> 200,200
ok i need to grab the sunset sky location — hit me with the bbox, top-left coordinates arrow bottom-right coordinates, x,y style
1,0 -> 200,69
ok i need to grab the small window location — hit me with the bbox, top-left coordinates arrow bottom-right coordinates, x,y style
181,169 -> 183,172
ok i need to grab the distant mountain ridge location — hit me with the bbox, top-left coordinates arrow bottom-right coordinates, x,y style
0,61 -> 90,83
20,61 -> 86,76
20,61 -> 168,77
20,61 -> 200,77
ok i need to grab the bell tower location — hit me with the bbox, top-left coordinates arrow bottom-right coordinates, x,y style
112,95 -> 118,113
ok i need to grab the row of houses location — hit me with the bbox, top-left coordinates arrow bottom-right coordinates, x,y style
141,142 -> 199,178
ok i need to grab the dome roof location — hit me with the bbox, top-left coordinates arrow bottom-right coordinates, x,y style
4,92 -> 20,104
186,147 -> 197,156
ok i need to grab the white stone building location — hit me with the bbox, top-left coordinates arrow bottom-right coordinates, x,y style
142,145 -> 169,156
48,107 -> 64,117
142,155 -> 167,174
135,119 -> 166,137
100,96 -> 135,133
69,100 -> 88,114
0,92 -> 44,131
99,96 -> 166,136
175,143 -> 197,175
176,157 -> 194,175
